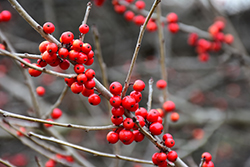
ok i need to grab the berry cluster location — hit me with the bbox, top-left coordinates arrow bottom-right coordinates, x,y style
45,154 -> 74,167
188,19 -> 234,62
201,152 -> 214,167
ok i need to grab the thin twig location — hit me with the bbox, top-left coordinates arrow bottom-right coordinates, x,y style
0,109 -> 117,131
42,85 -> 69,119
198,158 -> 205,167
80,2 -> 92,42
0,158 -> 16,167
121,0 -> 161,98
16,53 -> 42,59
29,132 -> 154,165
35,156 -> 42,167
8,0 -> 61,47
147,78 -> 154,111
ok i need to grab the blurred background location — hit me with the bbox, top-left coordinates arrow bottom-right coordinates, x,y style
0,0 -> 249,166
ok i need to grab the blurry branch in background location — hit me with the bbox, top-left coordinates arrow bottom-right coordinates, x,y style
34,156 -> 42,167
0,158 -> 16,167
147,78 -> 154,111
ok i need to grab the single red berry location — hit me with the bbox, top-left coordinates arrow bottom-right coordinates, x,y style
210,41 -> 221,52
0,44 -> 5,50
59,59 -> 70,70
94,0 -> 105,6
16,127 -> 26,137
133,130 -> 144,142
77,52 -> 88,64
114,4 -> 126,14
28,64 -> 42,77
198,53 -> 210,62
74,64 -> 85,74
170,112 -> 179,122
106,131 -> 119,144
123,118 -> 134,130
51,108 -> 62,119
168,23 -> 179,33
125,0 -> 134,3
85,57 -> 94,66
36,86 -> 45,96
135,0 -> 146,10
79,24 -> 89,34
197,39 -> 211,51
49,57 -> 60,67
165,138 -> 175,148
215,32 -> 224,42
133,80 -> 145,92
201,152 -> 212,162
202,161 -> 214,167
162,101 -> 175,112
146,21 -> 157,32
167,13 -> 178,23
149,122 -> 163,135
121,134 -> 134,145
111,106 -> 124,116
64,77 -> 77,87
152,152 -> 160,165
77,73 -> 88,85
71,82 -> 83,94
156,80 -> 167,89
43,22 -> 55,34
46,43 -> 58,54
158,161 -> 168,167
68,50 -> 79,61
44,119 -> 53,128
82,43 -> 92,54
130,91 -> 142,103
37,59 -> 47,67
188,33 -> 198,46
60,31 -> 74,44
21,58 -> 31,68
58,48 -> 69,58
110,81 -> 123,95
65,156 -> 74,163
157,116 -> 163,124
88,94 -> 101,105
122,95 -> 136,110
214,20 -> 225,31
39,41 -> 49,53
87,50 -> 94,59
85,79 -> 96,89
129,102 -> 139,112
162,133 -> 173,141
72,39 -> 83,52
81,85 -> 94,97
1,10 -> 11,22
85,69 -> 95,80
133,15 -> 145,26
157,152 -> 167,163
208,25 -> 219,37
119,129 -> 134,143
109,96 -> 122,108
167,151 -> 178,162
135,107 -> 148,119
124,11 -> 135,21
111,115 -> 123,125
45,159 -> 56,167
42,51 -> 57,64
224,34 -> 234,44
147,109 -> 160,123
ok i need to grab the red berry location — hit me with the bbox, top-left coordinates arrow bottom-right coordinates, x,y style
59,59 -> 70,70
1,10 -> 11,22
45,160 -> 56,167
71,82 -> 83,94
36,86 -> 45,96
82,43 -> 92,54
168,23 -> 179,33
42,51 -> 57,64
72,39 -> 83,52
123,118 -> 134,130
202,161 -> 214,167
28,64 -> 42,77
64,77 -> 77,87
197,39 -> 211,51
130,91 -> 142,103
152,152 -> 160,165
170,112 -> 179,122
77,52 -> 88,64
87,50 -> 94,59
37,59 -> 47,67
162,133 -> 173,141
198,53 -> 210,62
106,131 -> 119,144
162,101 -> 175,112
188,33 -> 198,46
135,107 -> 148,119
60,31 -> 74,44
46,43 -> 58,54
157,152 -> 167,163
146,21 -> 157,32
133,130 -> 144,142
122,95 -> 136,110
149,122 -> 163,135
58,47 -> 69,58
208,25 -> 219,37
65,156 -> 74,163
133,115 -> 145,129
44,119 -> 53,128
201,152 -> 212,162
94,0 -> 105,6
167,151 -> 178,162
85,79 -> 96,89
124,11 -> 135,21
51,108 -> 62,119
79,24 -> 89,34
111,115 -> 123,125
165,138 -> 175,148
43,22 -> 55,34
214,20 -> 225,31
167,13 -> 178,23
111,106 -> 124,116
224,34 -> 234,44
81,85 -> 94,97
16,127 -> 26,137
110,81 -> 123,95
85,57 -> 94,66
133,80 -> 145,92
77,73 -> 88,85
133,15 -> 145,26
49,57 -> 60,67
109,96 -> 122,108
85,69 -> 95,80
119,129 -> 134,143
147,109 -> 160,123
74,64 -> 85,74
88,94 -> 101,105
157,116 -> 163,124
156,80 -> 167,89
39,41 -> 49,53
135,0 -> 146,10
114,5 -> 126,14
21,58 -> 31,68
68,50 -> 79,61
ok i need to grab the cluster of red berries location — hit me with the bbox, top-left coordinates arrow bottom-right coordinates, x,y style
188,18 -> 234,62
151,133 -> 177,166
201,152 -> 214,167
45,154 -> 74,167
0,10 -> 11,22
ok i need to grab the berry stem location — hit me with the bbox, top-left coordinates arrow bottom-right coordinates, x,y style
199,158 -> 205,167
